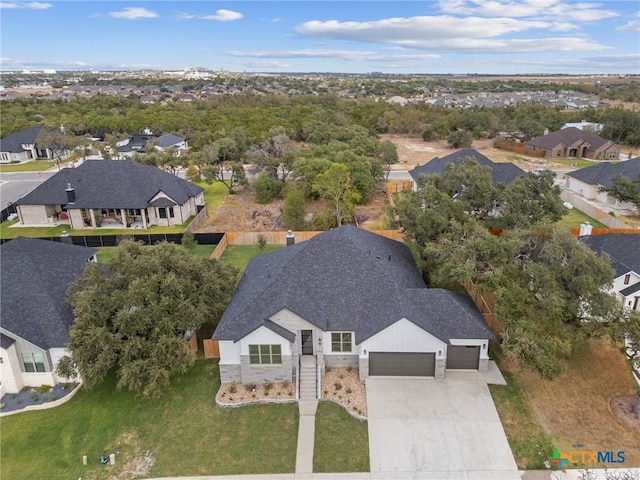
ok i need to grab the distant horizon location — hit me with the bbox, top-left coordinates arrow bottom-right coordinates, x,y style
1,1 -> 639,75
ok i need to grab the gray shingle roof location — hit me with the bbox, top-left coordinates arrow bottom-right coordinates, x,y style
153,134 -> 185,148
526,127 -> 612,151
16,160 -> 203,209
409,148 -> 525,185
1,237 -> 96,349
567,157 -> 640,187
1,333 -> 15,349
580,234 -> 640,278
213,226 -> 493,344
620,282 -> 640,297
0,126 -> 44,153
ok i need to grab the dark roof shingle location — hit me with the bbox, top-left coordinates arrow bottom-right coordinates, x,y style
526,127 -> 612,151
409,148 -> 525,185
567,157 -> 640,187
214,226 -> 493,344
580,233 -> 640,278
0,126 -> 44,153
1,237 -> 96,349
16,160 -> 203,209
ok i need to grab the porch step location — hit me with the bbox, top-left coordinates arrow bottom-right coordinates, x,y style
298,364 -> 318,400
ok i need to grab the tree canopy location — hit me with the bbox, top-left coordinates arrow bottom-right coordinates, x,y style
394,166 -> 622,378
63,240 -> 238,397
599,174 -> 640,211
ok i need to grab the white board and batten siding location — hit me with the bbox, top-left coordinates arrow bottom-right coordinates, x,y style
449,339 -> 489,360
218,341 -> 241,364
238,326 -> 292,356
359,318 -> 447,357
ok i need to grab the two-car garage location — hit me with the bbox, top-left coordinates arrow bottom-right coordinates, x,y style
368,346 -> 481,377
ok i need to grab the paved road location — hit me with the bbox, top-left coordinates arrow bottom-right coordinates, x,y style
0,171 -> 56,208
367,375 -> 520,479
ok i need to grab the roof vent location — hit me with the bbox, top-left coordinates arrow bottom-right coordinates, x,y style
286,230 -> 295,246
65,183 -> 75,204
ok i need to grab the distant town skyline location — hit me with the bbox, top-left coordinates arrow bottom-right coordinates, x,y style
1,1 -> 639,74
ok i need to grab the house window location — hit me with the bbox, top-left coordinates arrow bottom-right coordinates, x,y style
21,352 -> 46,372
158,207 -> 167,218
169,207 -> 175,218
331,332 -> 352,352
249,345 -> 282,364
624,274 -> 631,285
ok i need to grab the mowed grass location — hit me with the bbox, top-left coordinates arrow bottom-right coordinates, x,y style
491,339 -> 640,469
0,160 -> 56,172
97,244 -> 217,263
313,401 -> 370,473
197,180 -> 228,214
555,208 -> 607,228
220,245 -> 284,272
0,360 -> 299,480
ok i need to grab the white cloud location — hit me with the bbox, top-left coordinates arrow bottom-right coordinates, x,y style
295,16 -> 607,53
176,12 -> 196,21
200,9 -> 243,21
226,49 -> 441,63
616,14 -> 640,33
106,7 -> 158,20
0,2 -> 51,9
437,0 -> 618,22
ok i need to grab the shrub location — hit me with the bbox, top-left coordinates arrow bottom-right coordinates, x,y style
323,389 -> 328,396
245,383 -> 256,392
185,165 -> 200,182
338,373 -> 344,379
447,130 -> 473,149
346,366 -> 352,373
31,393 -> 39,402
252,173 -> 283,204
334,382 -> 342,391
181,232 -> 197,250
39,384 -> 53,393
346,387 -> 352,394
229,384 -> 237,394
256,234 -> 267,251
264,382 -> 273,392
281,187 -> 307,230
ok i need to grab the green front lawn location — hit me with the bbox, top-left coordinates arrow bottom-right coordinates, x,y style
542,157 -> 601,169
554,208 -> 607,228
0,160 -> 56,172
220,245 -> 285,272
313,401 -> 370,473
0,360 -> 298,479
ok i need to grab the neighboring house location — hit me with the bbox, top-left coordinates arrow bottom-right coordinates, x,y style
580,229 -> 640,312
562,121 -> 604,133
408,148 -> 525,190
15,159 -> 204,229
0,237 -> 96,397
117,131 -> 187,158
213,226 -> 493,386
0,126 -> 51,163
525,127 -> 620,160
566,157 -> 640,212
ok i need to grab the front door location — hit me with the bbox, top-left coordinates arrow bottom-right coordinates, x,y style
301,330 -> 313,355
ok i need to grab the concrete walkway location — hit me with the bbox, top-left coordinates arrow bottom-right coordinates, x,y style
295,400 -> 318,474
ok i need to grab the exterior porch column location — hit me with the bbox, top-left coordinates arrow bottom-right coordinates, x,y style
89,208 -> 96,228
120,209 -> 128,228
142,208 -> 148,229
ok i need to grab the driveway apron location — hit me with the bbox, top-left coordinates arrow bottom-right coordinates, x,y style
366,373 -> 521,479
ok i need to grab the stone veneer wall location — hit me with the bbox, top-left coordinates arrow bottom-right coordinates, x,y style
435,358 -> 445,379
219,364 -> 242,384
325,355 -> 358,368
359,357 -> 368,381
240,355 -> 293,384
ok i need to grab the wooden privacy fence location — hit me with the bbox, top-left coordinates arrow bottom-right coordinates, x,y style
386,181 -> 414,195
203,339 -> 220,359
495,141 -> 546,158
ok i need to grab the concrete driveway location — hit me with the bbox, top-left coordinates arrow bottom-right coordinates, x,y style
367,373 -> 521,479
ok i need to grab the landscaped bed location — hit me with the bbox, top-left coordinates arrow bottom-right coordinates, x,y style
0,383 -> 79,413
215,381 -> 295,406
321,367 -> 367,418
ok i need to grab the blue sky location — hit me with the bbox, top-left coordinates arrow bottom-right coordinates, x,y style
1,1 -> 639,74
